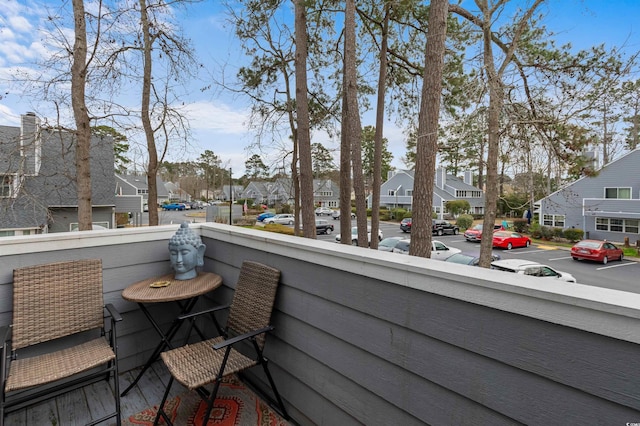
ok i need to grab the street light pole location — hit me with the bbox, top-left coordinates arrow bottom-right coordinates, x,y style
229,167 -> 232,225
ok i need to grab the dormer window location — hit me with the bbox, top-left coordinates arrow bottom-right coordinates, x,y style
1,175 -> 14,198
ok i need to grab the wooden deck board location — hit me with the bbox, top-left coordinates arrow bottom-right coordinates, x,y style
2,364 -> 167,425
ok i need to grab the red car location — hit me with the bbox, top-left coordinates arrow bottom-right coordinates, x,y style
571,240 -> 624,264
464,223 -> 505,242
492,231 -> 531,250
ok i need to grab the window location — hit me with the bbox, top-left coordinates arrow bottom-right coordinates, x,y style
543,214 -> 565,227
406,190 -> 413,197
626,219 -> 639,234
137,189 -> 149,195
595,217 -> 639,234
1,175 -> 13,198
388,189 -> 396,196
455,190 -> 482,198
604,187 -> 631,199
610,218 -> 623,232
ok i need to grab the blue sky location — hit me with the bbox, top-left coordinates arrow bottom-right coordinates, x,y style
1,0 -> 639,176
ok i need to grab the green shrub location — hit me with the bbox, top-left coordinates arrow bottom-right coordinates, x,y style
445,200 -> 471,217
402,211 -> 412,219
539,226 -> 554,240
529,222 -> 541,238
278,204 -> 292,214
456,214 -> 474,230
552,227 -> 564,239
513,218 -> 528,233
390,208 -> 406,220
563,228 -> 584,242
379,210 -> 392,221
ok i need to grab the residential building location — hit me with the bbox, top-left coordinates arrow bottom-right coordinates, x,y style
115,173 -> 170,212
538,148 -> 640,242
242,178 -> 341,208
221,184 -> 245,202
0,113 -> 115,235
313,179 -> 340,208
164,181 -> 191,203
374,168 -> 485,216
241,179 -> 292,206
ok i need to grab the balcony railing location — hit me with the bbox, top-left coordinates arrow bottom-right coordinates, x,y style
1,223 -> 640,424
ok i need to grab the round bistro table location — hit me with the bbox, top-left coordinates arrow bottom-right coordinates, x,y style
121,271 -> 222,396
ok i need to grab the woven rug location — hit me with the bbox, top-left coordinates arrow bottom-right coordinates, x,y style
124,375 -> 290,426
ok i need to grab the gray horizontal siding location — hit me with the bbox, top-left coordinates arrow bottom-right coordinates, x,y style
1,225 -> 640,425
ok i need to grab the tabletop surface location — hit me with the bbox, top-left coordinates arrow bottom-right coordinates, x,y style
122,271 -> 223,303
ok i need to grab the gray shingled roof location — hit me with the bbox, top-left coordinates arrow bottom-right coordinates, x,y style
0,125 -> 115,229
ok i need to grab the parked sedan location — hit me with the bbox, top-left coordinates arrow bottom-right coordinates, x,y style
571,240 -> 624,264
256,212 -> 276,222
492,231 -> 531,250
314,219 -> 334,235
445,252 -> 501,266
331,210 -> 356,220
378,237 -> 404,252
335,227 -> 383,245
464,223 -> 505,242
162,203 -> 185,211
400,218 -> 412,233
315,207 -> 334,216
491,259 -> 576,282
392,239 -> 462,260
263,214 -> 295,225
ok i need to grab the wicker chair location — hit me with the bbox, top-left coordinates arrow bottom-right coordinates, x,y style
154,260 -> 288,425
0,259 -> 122,426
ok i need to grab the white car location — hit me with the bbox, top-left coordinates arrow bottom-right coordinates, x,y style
392,239 -> 462,260
315,207 -> 333,216
331,210 -> 356,220
491,259 -> 577,282
335,226 -> 383,245
263,213 -> 295,225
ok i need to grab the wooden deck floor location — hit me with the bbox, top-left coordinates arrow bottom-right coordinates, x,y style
5,362 -> 188,426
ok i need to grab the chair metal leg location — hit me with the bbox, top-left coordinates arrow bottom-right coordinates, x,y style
154,376 -> 175,426
253,341 -> 289,420
201,378 -> 222,425
113,361 -> 121,425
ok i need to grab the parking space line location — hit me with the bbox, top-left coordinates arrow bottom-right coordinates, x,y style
548,256 -> 573,261
597,262 -> 638,270
505,249 -> 549,254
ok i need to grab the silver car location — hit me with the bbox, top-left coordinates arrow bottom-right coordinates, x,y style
263,214 -> 295,225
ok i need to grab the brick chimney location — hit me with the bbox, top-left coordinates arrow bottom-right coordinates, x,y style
20,112 -> 42,175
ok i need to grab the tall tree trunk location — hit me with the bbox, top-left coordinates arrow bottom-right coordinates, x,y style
370,2 -> 391,250
339,69 -> 352,244
410,0 -> 448,258
344,0 -> 367,247
139,0 -> 159,226
294,0 -> 315,238
478,10 -> 503,267
71,0 -> 92,231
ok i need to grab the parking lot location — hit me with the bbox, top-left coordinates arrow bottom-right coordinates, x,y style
159,210 -> 640,293
317,217 -> 640,293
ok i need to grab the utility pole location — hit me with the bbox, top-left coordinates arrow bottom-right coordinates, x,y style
229,167 -> 232,225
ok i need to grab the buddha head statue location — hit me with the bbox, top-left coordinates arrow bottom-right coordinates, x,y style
168,222 -> 206,280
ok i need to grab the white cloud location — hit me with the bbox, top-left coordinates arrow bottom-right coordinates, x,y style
183,101 -> 249,134
0,27 -> 16,42
0,104 -> 20,126
9,15 -> 32,33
